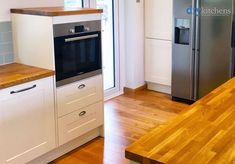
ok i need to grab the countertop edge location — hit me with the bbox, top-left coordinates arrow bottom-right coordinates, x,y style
10,8 -> 103,16
0,71 -> 55,90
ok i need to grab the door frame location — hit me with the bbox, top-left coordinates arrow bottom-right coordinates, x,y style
88,0 -> 123,99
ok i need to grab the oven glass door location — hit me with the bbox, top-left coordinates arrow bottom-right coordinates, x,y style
54,31 -> 102,82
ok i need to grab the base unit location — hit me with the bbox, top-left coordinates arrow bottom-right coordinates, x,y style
145,39 -> 172,86
0,77 -> 55,164
145,39 -> 172,94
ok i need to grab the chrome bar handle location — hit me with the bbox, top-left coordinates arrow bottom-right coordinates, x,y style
10,85 -> 37,94
65,34 -> 98,42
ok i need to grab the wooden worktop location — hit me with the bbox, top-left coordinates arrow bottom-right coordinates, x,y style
125,78 -> 235,164
0,63 -> 54,89
10,7 -> 103,16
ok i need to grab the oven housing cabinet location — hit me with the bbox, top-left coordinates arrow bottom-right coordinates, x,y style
53,20 -> 102,87
11,12 -> 104,164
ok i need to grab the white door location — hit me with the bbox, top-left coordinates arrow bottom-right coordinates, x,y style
145,0 -> 173,40
145,39 -> 172,86
0,78 -> 55,164
96,0 -> 120,97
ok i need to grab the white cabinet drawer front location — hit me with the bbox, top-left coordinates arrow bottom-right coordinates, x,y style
58,102 -> 103,145
145,39 -> 172,86
57,75 -> 103,117
0,77 -> 56,164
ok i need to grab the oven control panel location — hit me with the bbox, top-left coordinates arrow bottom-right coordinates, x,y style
53,20 -> 101,37
69,26 -> 91,34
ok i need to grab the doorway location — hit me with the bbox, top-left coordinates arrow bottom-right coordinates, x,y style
97,0 -> 120,96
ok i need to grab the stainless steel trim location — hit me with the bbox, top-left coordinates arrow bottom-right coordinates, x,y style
53,20 -> 101,38
193,0 -> 201,100
190,0 -> 197,100
10,85 -> 37,94
65,34 -> 98,42
56,69 -> 102,87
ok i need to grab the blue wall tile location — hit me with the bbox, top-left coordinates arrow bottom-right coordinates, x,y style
0,21 -> 13,65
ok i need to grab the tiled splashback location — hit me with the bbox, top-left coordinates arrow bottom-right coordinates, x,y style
0,21 -> 14,65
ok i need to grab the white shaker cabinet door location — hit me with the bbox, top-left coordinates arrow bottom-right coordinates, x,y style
0,77 -> 56,164
145,39 -> 172,86
145,0 -> 173,40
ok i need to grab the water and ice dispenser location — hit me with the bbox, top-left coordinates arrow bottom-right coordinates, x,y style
174,19 -> 190,45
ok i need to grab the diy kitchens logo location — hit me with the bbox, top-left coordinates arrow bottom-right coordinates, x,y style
186,6 -> 232,16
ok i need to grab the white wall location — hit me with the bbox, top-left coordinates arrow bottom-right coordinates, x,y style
0,0 -> 64,21
118,0 -> 126,92
88,0 -> 97,8
125,0 -> 145,89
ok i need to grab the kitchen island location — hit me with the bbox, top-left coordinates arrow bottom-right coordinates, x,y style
125,78 -> 235,164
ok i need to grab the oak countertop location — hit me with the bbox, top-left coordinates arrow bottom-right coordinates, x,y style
125,78 -> 235,164
0,63 -> 54,89
10,7 -> 103,16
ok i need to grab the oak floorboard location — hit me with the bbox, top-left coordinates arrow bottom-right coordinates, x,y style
51,90 -> 188,164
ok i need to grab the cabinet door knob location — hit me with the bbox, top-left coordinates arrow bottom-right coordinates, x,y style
79,111 -> 86,117
78,84 -> 86,89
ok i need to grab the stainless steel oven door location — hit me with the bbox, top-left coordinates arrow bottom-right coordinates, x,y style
54,31 -> 102,87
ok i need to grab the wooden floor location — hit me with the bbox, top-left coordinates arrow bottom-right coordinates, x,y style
52,90 -> 188,164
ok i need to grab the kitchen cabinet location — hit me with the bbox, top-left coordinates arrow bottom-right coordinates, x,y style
0,77 -> 56,164
11,8 -> 104,163
145,39 -> 172,86
145,0 -> 173,40
145,0 -> 173,93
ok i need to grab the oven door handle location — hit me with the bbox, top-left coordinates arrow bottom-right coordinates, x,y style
65,34 -> 99,42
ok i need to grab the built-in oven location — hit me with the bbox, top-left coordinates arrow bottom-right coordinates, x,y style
53,20 -> 102,87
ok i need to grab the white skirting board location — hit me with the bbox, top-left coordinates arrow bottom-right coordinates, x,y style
28,126 -> 104,164
147,82 -> 171,94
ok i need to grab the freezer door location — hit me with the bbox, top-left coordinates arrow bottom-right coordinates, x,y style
172,0 -> 196,100
197,0 -> 233,99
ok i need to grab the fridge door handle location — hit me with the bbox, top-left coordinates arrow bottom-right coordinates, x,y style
194,50 -> 200,100
191,0 -> 196,50
193,0 -> 201,100
190,0 -> 197,100
231,21 -> 235,48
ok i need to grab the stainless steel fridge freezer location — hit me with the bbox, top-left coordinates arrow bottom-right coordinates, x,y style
172,0 -> 234,102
